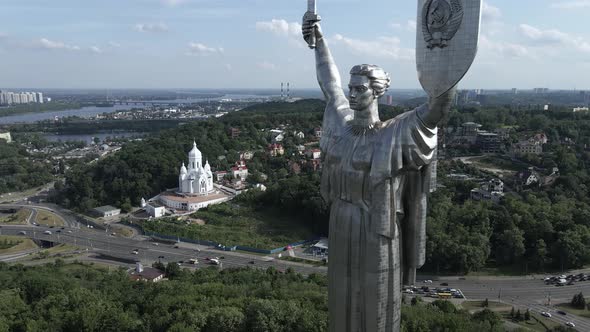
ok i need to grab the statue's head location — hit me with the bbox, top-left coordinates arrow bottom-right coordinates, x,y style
348,64 -> 390,111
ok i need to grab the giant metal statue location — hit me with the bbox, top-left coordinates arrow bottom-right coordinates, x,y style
302,0 -> 481,330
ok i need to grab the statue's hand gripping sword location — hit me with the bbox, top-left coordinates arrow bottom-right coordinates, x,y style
304,0 -> 320,49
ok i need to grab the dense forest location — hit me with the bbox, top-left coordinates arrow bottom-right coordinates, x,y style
0,140 -> 54,194
0,261 -> 511,332
54,99 -> 590,272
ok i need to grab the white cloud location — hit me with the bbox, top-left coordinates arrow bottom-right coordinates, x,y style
257,61 -> 277,71
482,2 -> 502,21
480,35 -> 529,58
330,34 -> 414,60
90,46 -> 102,54
35,38 -> 80,51
225,64 -> 232,71
519,24 -> 570,44
256,19 -> 301,37
186,42 -> 223,56
162,0 -> 187,6
519,24 -> 590,53
108,41 -> 121,48
133,23 -> 169,33
550,1 -> 590,9
391,20 -> 416,32
255,19 -> 307,48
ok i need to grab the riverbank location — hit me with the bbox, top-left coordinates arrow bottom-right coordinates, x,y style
0,102 -> 83,117
0,104 -> 137,124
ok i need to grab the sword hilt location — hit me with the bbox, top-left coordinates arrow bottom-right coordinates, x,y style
304,11 -> 320,49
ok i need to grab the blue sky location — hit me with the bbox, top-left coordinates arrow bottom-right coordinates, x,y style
0,0 -> 589,89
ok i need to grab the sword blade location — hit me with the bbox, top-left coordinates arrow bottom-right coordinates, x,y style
307,0 -> 316,14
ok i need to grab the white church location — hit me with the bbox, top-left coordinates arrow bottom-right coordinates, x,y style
155,141 -> 230,213
178,141 -> 214,195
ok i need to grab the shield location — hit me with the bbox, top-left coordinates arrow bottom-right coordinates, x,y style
416,0 -> 482,98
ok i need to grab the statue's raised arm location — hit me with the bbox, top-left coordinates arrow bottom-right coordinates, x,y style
302,16 -> 352,141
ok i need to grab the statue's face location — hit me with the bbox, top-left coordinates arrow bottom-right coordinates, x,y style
348,75 -> 375,111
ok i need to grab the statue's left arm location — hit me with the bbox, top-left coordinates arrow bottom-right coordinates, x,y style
417,86 -> 457,129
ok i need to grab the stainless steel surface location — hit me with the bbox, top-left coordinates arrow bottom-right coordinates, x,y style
303,7 -> 464,330
416,0 -> 482,98
304,0 -> 319,49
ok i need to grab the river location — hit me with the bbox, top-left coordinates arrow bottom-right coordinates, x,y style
42,131 -> 148,145
0,94 -> 274,125
0,105 -> 140,124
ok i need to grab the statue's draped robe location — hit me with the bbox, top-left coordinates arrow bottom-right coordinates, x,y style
320,105 -> 437,332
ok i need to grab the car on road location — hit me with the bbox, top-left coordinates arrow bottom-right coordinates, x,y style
556,310 -> 567,315
44,230 -> 52,235
423,280 -> 433,284
440,282 -> 449,286
18,231 -> 26,235
565,322 -> 575,327
248,260 -> 255,264
541,312 -> 552,318
173,244 -> 179,248
67,230 -> 72,233
55,230 -> 61,233
132,250 -> 139,255
189,258 -> 198,265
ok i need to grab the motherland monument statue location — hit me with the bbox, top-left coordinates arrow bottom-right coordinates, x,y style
302,0 -> 482,330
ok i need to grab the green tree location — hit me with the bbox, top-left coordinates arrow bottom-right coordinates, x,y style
205,307 -> 245,332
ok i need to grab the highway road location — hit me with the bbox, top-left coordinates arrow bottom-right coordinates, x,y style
0,224 -> 327,276
416,277 -> 590,330
2,222 -> 590,330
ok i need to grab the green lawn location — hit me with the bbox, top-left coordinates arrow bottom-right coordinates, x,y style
471,155 -> 523,172
35,209 -> 65,227
461,300 -> 512,312
280,256 -> 326,267
109,224 -> 134,238
459,301 -> 559,331
499,311 -> 560,331
141,203 -> 315,249
0,235 -> 37,255
0,209 -> 32,224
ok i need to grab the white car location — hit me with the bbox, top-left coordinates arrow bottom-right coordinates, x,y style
541,312 -> 552,318
44,230 -> 52,235
565,322 -> 575,327
422,280 -> 433,284
132,250 -> 139,255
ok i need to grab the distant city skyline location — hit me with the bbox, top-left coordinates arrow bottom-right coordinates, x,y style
0,0 -> 589,89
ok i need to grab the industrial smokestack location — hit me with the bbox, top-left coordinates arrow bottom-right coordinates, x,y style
281,82 -> 284,99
